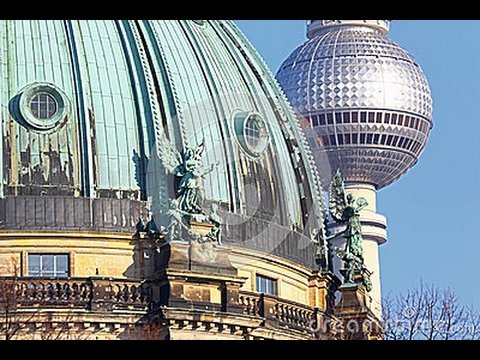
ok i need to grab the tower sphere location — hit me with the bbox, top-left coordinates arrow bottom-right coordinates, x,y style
277,20 -> 433,189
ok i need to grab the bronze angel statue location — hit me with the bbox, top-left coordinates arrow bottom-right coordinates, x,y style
158,135 -> 218,215
329,170 -> 372,291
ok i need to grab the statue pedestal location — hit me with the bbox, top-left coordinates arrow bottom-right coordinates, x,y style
158,217 -> 234,276
153,236 -> 244,314
189,241 -> 235,275
334,283 -> 383,340
336,283 -> 369,310
156,240 -> 236,277
190,221 -> 214,236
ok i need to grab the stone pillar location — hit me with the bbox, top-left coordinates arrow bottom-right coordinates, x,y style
222,281 -> 244,314
308,271 -> 338,312
142,235 -> 159,280
154,240 -> 246,314
335,283 -> 383,340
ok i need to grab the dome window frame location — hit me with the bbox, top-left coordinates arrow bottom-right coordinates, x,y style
17,82 -> 70,131
233,110 -> 270,159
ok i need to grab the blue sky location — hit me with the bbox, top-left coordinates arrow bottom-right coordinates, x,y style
236,20 -> 480,306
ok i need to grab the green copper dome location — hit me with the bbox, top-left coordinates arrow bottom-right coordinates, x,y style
0,20 -> 325,266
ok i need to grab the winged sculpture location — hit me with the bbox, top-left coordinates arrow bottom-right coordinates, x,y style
329,170 -> 372,291
158,134 -> 218,215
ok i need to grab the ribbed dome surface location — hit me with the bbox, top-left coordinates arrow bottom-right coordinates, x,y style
0,20 -> 325,267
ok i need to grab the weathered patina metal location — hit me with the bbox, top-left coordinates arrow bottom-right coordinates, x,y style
158,136 -> 217,215
0,20 -> 326,268
329,170 -> 371,291
157,135 -> 224,245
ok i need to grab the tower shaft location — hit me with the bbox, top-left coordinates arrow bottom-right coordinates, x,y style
277,20 -> 433,319
329,184 -> 386,318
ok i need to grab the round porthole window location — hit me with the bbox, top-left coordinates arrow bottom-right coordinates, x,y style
31,93 -> 58,120
233,111 -> 270,158
17,83 -> 69,131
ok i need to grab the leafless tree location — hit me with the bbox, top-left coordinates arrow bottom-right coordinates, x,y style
462,305 -> 480,340
382,294 -> 403,340
382,282 -> 479,340
0,258 -> 28,340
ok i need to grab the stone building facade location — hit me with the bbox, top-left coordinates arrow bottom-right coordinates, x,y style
0,20 -> 385,340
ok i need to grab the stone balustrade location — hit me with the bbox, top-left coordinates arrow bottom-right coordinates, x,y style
239,291 -> 317,333
1,277 -> 319,334
239,291 -> 260,316
0,277 -> 151,311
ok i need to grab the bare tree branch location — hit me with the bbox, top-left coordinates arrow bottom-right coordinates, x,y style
382,283 -> 479,340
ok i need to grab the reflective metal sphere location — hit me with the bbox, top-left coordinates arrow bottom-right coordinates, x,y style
277,20 -> 433,189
